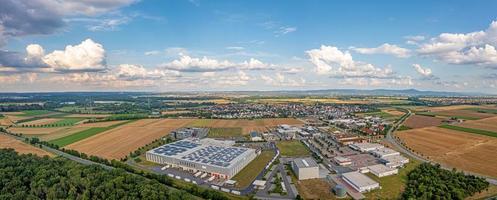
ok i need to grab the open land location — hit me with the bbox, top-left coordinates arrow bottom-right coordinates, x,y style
19,118 -> 61,126
457,116 -> 497,133
64,114 -> 110,118
403,114 -> 444,129
208,127 -> 243,138
9,127 -> 68,135
295,178 -> 338,200
276,140 -> 311,157
66,119 -> 195,160
0,134 -> 53,157
397,127 -> 497,178
365,159 -> 421,199
232,150 -> 275,189
188,118 -> 303,134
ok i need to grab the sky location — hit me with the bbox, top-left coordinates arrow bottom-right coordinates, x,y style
1,0 -> 497,93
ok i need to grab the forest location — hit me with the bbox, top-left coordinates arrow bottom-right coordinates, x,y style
402,163 -> 489,200
0,149 -> 194,200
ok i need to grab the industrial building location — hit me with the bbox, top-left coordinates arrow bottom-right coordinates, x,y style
342,171 -> 380,193
349,142 -> 384,152
146,138 -> 257,179
381,155 -> 409,168
370,147 -> 400,158
291,157 -> 320,180
367,164 -> 398,177
171,127 -> 208,139
334,156 -> 352,166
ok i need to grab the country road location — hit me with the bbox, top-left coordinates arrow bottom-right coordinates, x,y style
385,109 -> 497,185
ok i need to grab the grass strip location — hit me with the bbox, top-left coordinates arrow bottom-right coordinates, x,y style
439,124 -> 497,138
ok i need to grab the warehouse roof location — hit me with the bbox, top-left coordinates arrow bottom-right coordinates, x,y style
342,171 -> 378,188
293,157 -> 318,168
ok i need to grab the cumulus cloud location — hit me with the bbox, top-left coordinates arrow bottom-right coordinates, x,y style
412,64 -> 432,77
417,20 -> 497,67
42,39 -> 107,72
405,35 -> 425,45
0,39 -> 107,73
114,64 -> 180,81
351,43 -> 411,58
160,54 -> 274,72
306,45 -> 395,78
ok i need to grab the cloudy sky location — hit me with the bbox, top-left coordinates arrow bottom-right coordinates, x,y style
1,0 -> 497,93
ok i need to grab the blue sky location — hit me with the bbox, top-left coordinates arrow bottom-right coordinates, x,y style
1,0 -> 497,93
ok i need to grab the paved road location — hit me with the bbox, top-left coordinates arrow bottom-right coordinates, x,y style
385,110 -> 497,185
255,163 -> 295,200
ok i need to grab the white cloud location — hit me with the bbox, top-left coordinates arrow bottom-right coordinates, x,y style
405,35 -> 425,45
226,46 -> 245,51
215,71 -> 251,86
412,64 -> 432,76
114,64 -> 180,80
144,50 -> 161,56
275,26 -> 297,36
417,21 -> 497,67
260,73 -> 306,87
88,17 -> 130,31
41,39 -> 106,72
352,43 -> 410,58
161,54 -> 274,72
306,45 -> 395,78
339,76 -> 413,87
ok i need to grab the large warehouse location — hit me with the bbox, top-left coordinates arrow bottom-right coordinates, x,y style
342,171 -> 380,193
146,138 -> 257,179
291,157 -> 320,180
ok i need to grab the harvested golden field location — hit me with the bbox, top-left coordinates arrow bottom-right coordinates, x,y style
0,134 -> 53,157
403,115 -> 443,128
38,127 -> 91,141
425,105 -> 478,112
18,118 -> 60,126
67,119 -> 195,160
9,127 -> 67,135
161,110 -> 191,115
64,114 -> 110,118
397,127 -> 497,178
457,116 -> 497,132
188,118 -> 303,134
75,120 -> 129,127
434,109 -> 495,119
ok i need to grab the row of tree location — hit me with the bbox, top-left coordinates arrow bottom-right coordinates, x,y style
402,163 -> 489,200
0,149 -> 194,200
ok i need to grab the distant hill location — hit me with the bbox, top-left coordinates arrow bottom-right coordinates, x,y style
207,89 -> 490,97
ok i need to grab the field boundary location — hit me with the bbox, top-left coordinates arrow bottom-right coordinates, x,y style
439,124 -> 497,138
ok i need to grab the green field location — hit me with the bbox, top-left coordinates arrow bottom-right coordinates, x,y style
45,118 -> 84,126
17,110 -> 53,117
187,119 -> 213,127
232,150 -> 275,188
276,140 -> 311,157
465,107 -> 497,114
415,112 -> 437,117
439,124 -> 497,138
207,127 -> 243,138
365,159 -> 421,199
49,120 -> 132,146
397,125 -> 412,131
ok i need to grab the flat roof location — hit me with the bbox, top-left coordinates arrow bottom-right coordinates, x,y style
148,138 -> 254,168
253,180 -> 267,186
381,155 -> 409,163
334,156 -> 352,162
350,143 -> 384,150
293,157 -> 318,168
371,147 -> 399,156
342,171 -> 378,188
367,164 -> 397,174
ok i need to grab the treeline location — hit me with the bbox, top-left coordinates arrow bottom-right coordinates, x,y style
23,137 -> 230,200
0,149 -> 194,200
0,104 -> 44,112
402,163 -> 489,200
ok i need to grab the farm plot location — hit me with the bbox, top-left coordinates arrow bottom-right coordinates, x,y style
403,114 -> 444,129
188,118 -> 303,135
66,119 -> 194,160
8,127 -> 67,135
208,127 -> 243,138
433,109 -> 495,120
75,120 -> 129,127
0,134 -> 52,157
64,114 -> 110,118
457,116 -> 497,133
18,118 -> 61,126
397,127 -> 497,178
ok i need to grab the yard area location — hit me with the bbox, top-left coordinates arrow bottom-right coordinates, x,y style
364,159 -> 421,199
231,150 -> 275,189
276,140 -> 311,157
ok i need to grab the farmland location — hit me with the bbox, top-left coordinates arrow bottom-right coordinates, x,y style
232,150 -> 275,189
0,134 -> 52,157
397,127 -> 497,178
456,116 -> 497,133
66,119 -> 195,160
414,105 -> 497,120
207,127 -> 243,138
50,127 -> 111,147
187,118 -> 303,134
276,140 -> 311,157
403,114 -> 443,129
439,124 -> 497,138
